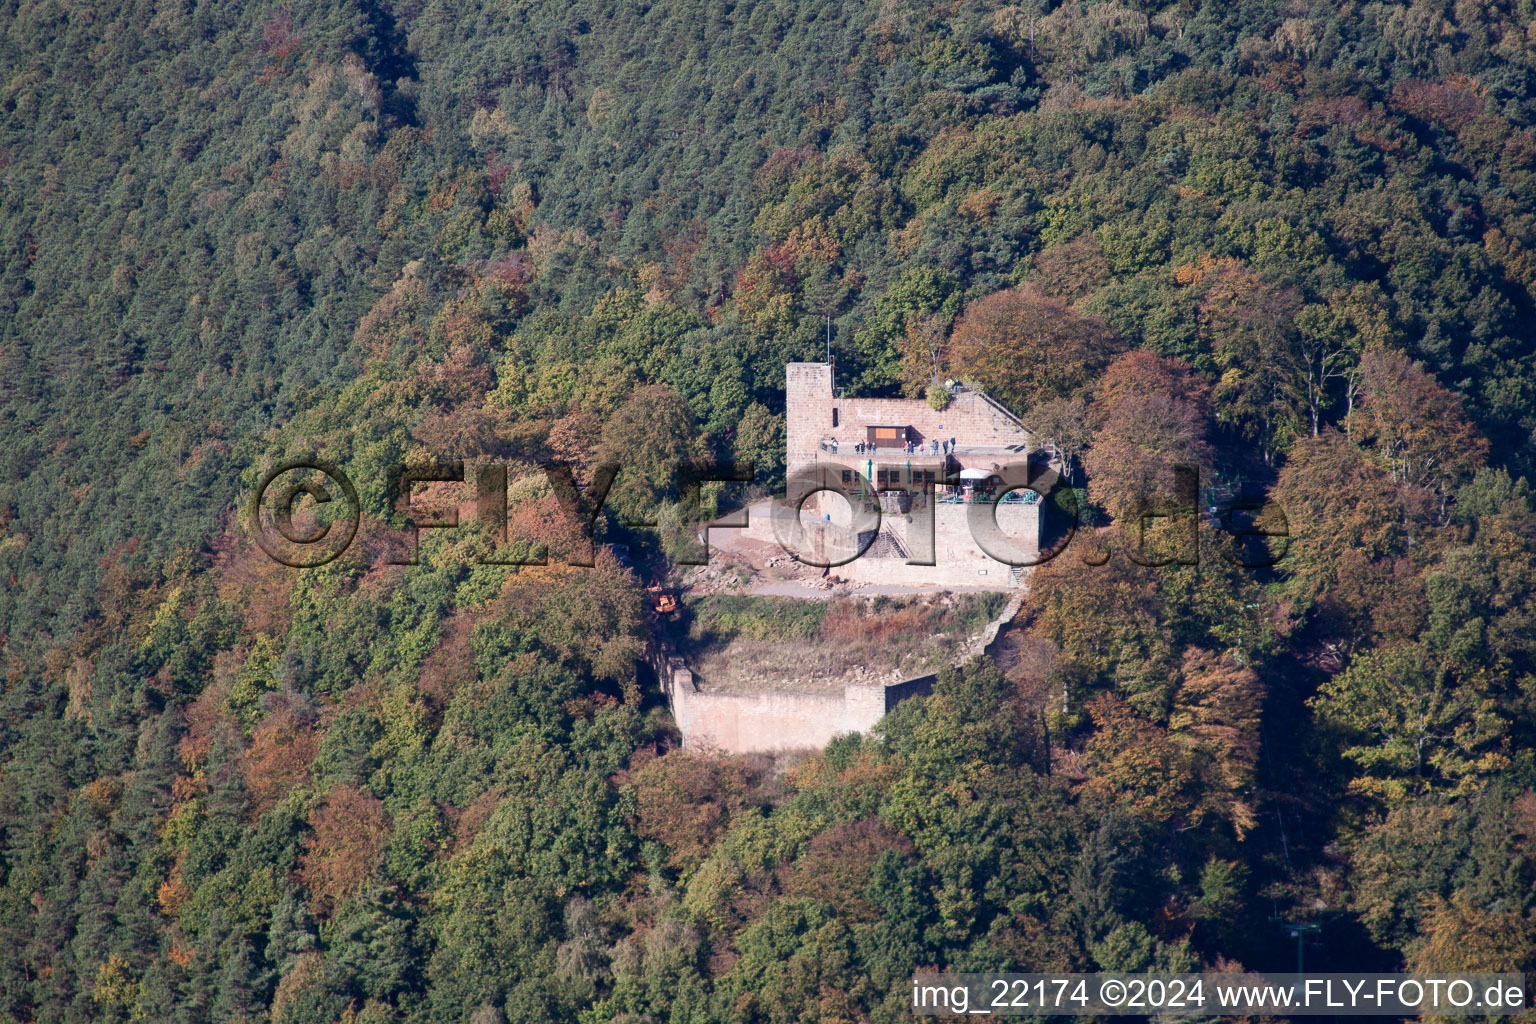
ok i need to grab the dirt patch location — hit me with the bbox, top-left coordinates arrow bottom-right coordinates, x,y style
674,592 -> 1007,695
675,544 -> 966,600
688,639 -> 919,694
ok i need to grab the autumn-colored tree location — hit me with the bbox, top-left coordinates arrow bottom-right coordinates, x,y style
1355,347 -> 1489,499
1028,232 -> 1111,303
1390,76 -> 1487,133
1169,648 -> 1263,836
501,486 -> 572,565
1085,388 -> 1210,528
1083,694 -> 1198,828
411,404 -> 504,459
416,610 -> 480,710
1057,351 -> 1213,560
947,283 -> 1121,413
545,408 -> 604,486
1407,893 -> 1536,972
630,750 -> 756,874
212,537 -> 295,637
421,338 -> 497,408
778,818 -> 913,922
353,262 -> 430,365
1093,349 -> 1210,411
570,355 -> 644,419
1272,430 -> 1429,607
731,219 -> 840,331
1312,551 -> 1428,666
297,784 -> 392,917
1086,656 -> 1263,838
243,704 -> 319,818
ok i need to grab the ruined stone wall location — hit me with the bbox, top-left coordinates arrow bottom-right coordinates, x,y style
657,639 -> 981,753
881,673 -> 936,710
785,362 -> 1032,474
651,630 -> 939,753
660,665 -> 896,753
834,501 -> 1037,588
671,685 -> 857,752
734,498 -> 1038,590
651,596 -> 1024,754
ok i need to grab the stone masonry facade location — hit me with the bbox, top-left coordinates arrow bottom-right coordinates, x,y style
652,368 -> 1041,755
779,362 -> 1041,588
786,363 -> 1035,469
653,596 -> 1022,753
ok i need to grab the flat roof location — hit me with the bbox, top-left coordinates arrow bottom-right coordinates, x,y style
814,444 -> 1029,458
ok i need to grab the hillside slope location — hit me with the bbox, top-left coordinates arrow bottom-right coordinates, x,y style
1,0 -> 1535,1021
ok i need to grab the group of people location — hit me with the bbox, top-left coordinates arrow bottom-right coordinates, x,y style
846,437 -> 958,454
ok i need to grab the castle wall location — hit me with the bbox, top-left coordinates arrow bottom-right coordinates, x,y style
659,665 -> 931,753
654,640 -> 902,752
672,685 -> 858,752
650,596 -> 1024,755
785,362 -> 1032,471
737,497 -> 1038,590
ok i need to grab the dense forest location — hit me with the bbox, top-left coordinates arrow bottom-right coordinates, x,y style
2,0 -> 1536,1020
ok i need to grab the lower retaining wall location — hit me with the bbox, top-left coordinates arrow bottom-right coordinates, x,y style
662,672 -> 936,754
651,638 -> 900,752
672,685 -> 870,753
651,595 -> 1020,754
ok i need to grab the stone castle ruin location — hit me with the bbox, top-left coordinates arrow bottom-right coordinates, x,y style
654,364 -> 1044,754
743,362 -> 1043,588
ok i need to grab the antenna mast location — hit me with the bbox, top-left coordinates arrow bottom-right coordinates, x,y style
825,316 -> 831,363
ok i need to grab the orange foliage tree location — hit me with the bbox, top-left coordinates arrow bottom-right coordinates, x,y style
947,283 -> 1120,413
297,784 -> 392,916
630,750 -> 756,874
242,706 -> 319,818
1271,430 -> 1426,607
1355,347 -> 1488,499
1084,351 -> 1211,528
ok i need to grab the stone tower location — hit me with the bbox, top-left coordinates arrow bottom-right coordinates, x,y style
785,362 -> 836,472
